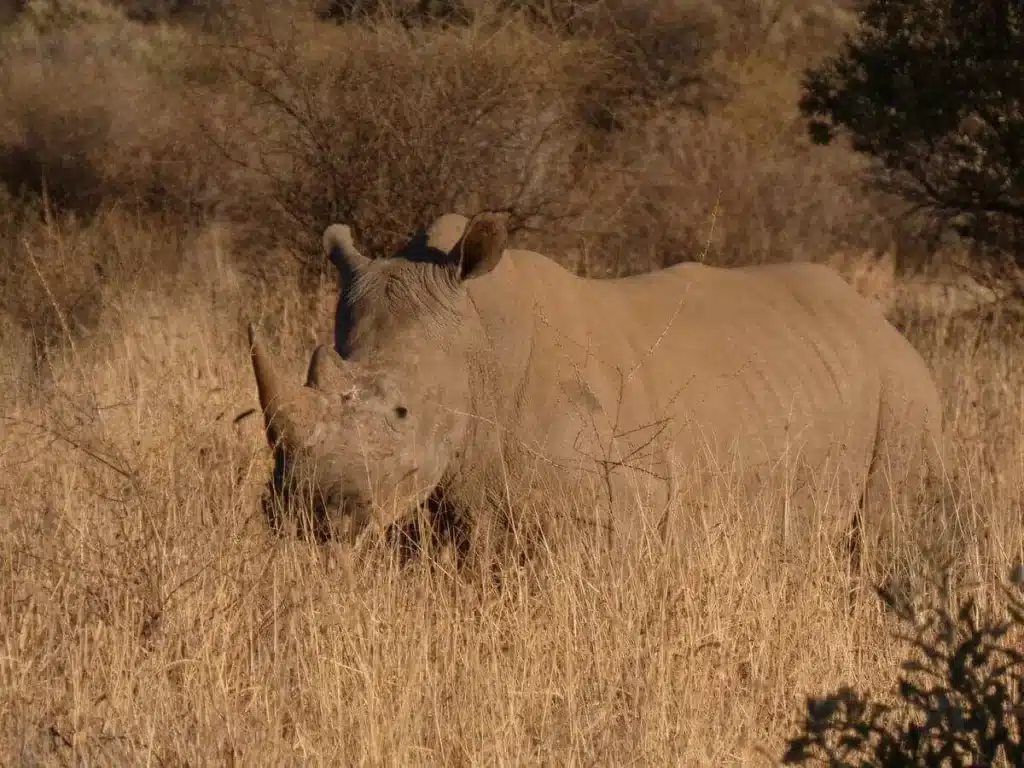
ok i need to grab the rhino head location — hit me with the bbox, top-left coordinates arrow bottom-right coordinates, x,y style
249,212 -> 507,541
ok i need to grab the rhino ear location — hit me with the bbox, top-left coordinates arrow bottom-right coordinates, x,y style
305,344 -> 356,393
455,212 -> 507,281
425,213 -> 469,254
323,224 -> 370,273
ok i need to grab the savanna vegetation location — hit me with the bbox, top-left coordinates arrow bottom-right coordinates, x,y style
0,0 -> 1020,763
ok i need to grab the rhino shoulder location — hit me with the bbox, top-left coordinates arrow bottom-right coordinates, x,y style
764,261 -> 882,312
753,260 -> 849,287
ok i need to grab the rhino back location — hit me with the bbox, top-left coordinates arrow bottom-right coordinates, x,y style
461,254 -> 901,520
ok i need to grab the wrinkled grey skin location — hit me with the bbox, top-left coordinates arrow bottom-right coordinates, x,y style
251,214 -> 476,545
250,211 -> 953,578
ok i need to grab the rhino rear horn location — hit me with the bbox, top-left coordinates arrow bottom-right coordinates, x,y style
305,344 -> 357,393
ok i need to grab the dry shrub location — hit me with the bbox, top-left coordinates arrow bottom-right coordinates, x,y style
1,0 -> 232,25
318,0 -> 726,132
192,2 -> 892,278
503,0 -> 724,133
584,0 -> 719,119
0,0 -> 24,24
0,0 -> 952,320
712,0 -> 858,65
195,0 -> 748,277
0,207 -> 245,397
109,0 -> 229,24
200,7 -> 585,274
0,2 -> 221,218
315,0 -> 472,26
564,110 -> 893,275
0,0 -> 894,287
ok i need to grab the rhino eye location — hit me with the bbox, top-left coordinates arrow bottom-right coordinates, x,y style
394,406 -> 408,419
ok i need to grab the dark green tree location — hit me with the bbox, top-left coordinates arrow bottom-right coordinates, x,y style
799,0 -> 1024,281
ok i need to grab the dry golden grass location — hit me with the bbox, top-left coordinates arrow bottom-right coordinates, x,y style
1,213 -> 1021,765
1,1 -> 1021,764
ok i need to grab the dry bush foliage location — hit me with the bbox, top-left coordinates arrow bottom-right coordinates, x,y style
202,8 -> 586,267
0,0 -> 898,287
0,2 -> 218,217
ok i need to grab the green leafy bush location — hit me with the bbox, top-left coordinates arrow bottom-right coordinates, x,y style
799,0 -> 1024,279
783,573 -> 1024,766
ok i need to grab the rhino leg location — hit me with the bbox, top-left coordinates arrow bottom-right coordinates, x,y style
857,368 -> 962,598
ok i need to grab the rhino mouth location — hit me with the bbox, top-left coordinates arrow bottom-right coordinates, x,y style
261,477 -> 370,543
336,492 -> 373,541
259,457 -> 431,543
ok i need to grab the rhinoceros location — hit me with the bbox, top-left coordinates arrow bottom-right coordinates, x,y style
248,211 -> 953,579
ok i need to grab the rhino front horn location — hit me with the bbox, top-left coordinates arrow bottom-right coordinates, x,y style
248,323 -> 316,449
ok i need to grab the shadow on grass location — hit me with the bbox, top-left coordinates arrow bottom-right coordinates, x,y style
782,569 -> 1024,766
